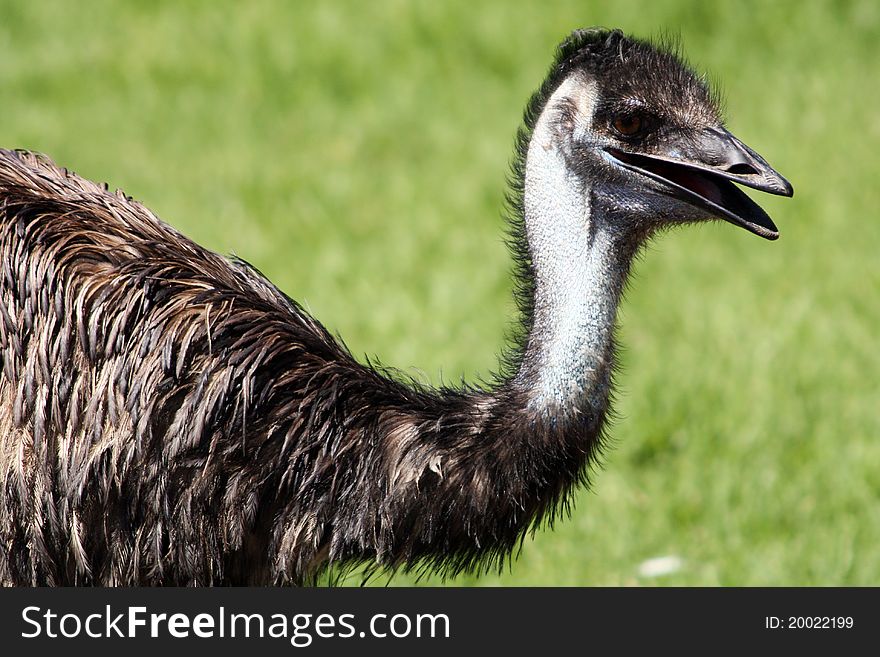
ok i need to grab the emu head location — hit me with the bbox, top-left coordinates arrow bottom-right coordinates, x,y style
529,29 -> 793,240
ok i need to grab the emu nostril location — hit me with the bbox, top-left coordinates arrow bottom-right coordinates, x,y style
726,162 -> 759,175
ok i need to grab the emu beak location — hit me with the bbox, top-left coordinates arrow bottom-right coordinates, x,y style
606,128 -> 793,240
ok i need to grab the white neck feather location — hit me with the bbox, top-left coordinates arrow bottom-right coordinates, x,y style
517,76 -> 636,414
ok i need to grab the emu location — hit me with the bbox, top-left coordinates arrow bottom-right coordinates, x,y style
0,29 -> 791,585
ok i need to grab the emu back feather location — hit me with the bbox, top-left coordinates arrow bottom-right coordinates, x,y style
0,148 -> 604,585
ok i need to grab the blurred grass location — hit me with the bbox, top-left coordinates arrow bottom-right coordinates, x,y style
0,0 -> 876,585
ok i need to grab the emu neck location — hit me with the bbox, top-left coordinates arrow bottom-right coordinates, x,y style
516,87 -> 638,416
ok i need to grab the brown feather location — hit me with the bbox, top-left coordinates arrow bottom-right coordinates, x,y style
0,145 -> 601,584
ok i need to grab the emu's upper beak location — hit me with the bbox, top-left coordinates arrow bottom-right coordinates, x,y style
606,128 -> 793,240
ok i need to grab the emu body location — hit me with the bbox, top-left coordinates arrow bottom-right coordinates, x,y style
0,29 -> 791,585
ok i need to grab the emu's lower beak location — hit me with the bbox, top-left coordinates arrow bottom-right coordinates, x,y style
607,128 -> 793,240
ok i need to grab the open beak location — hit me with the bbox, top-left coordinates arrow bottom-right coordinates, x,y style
606,128 -> 793,240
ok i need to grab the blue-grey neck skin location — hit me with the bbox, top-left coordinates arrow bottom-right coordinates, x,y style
515,75 -> 642,417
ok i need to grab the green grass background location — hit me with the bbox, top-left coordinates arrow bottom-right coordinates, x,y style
0,0 -> 876,585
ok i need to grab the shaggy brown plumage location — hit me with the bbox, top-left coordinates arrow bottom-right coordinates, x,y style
0,144 -> 596,584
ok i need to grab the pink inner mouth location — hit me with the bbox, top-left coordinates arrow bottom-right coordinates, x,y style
645,161 -> 724,205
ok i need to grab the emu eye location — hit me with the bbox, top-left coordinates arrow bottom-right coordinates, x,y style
612,114 -> 644,137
